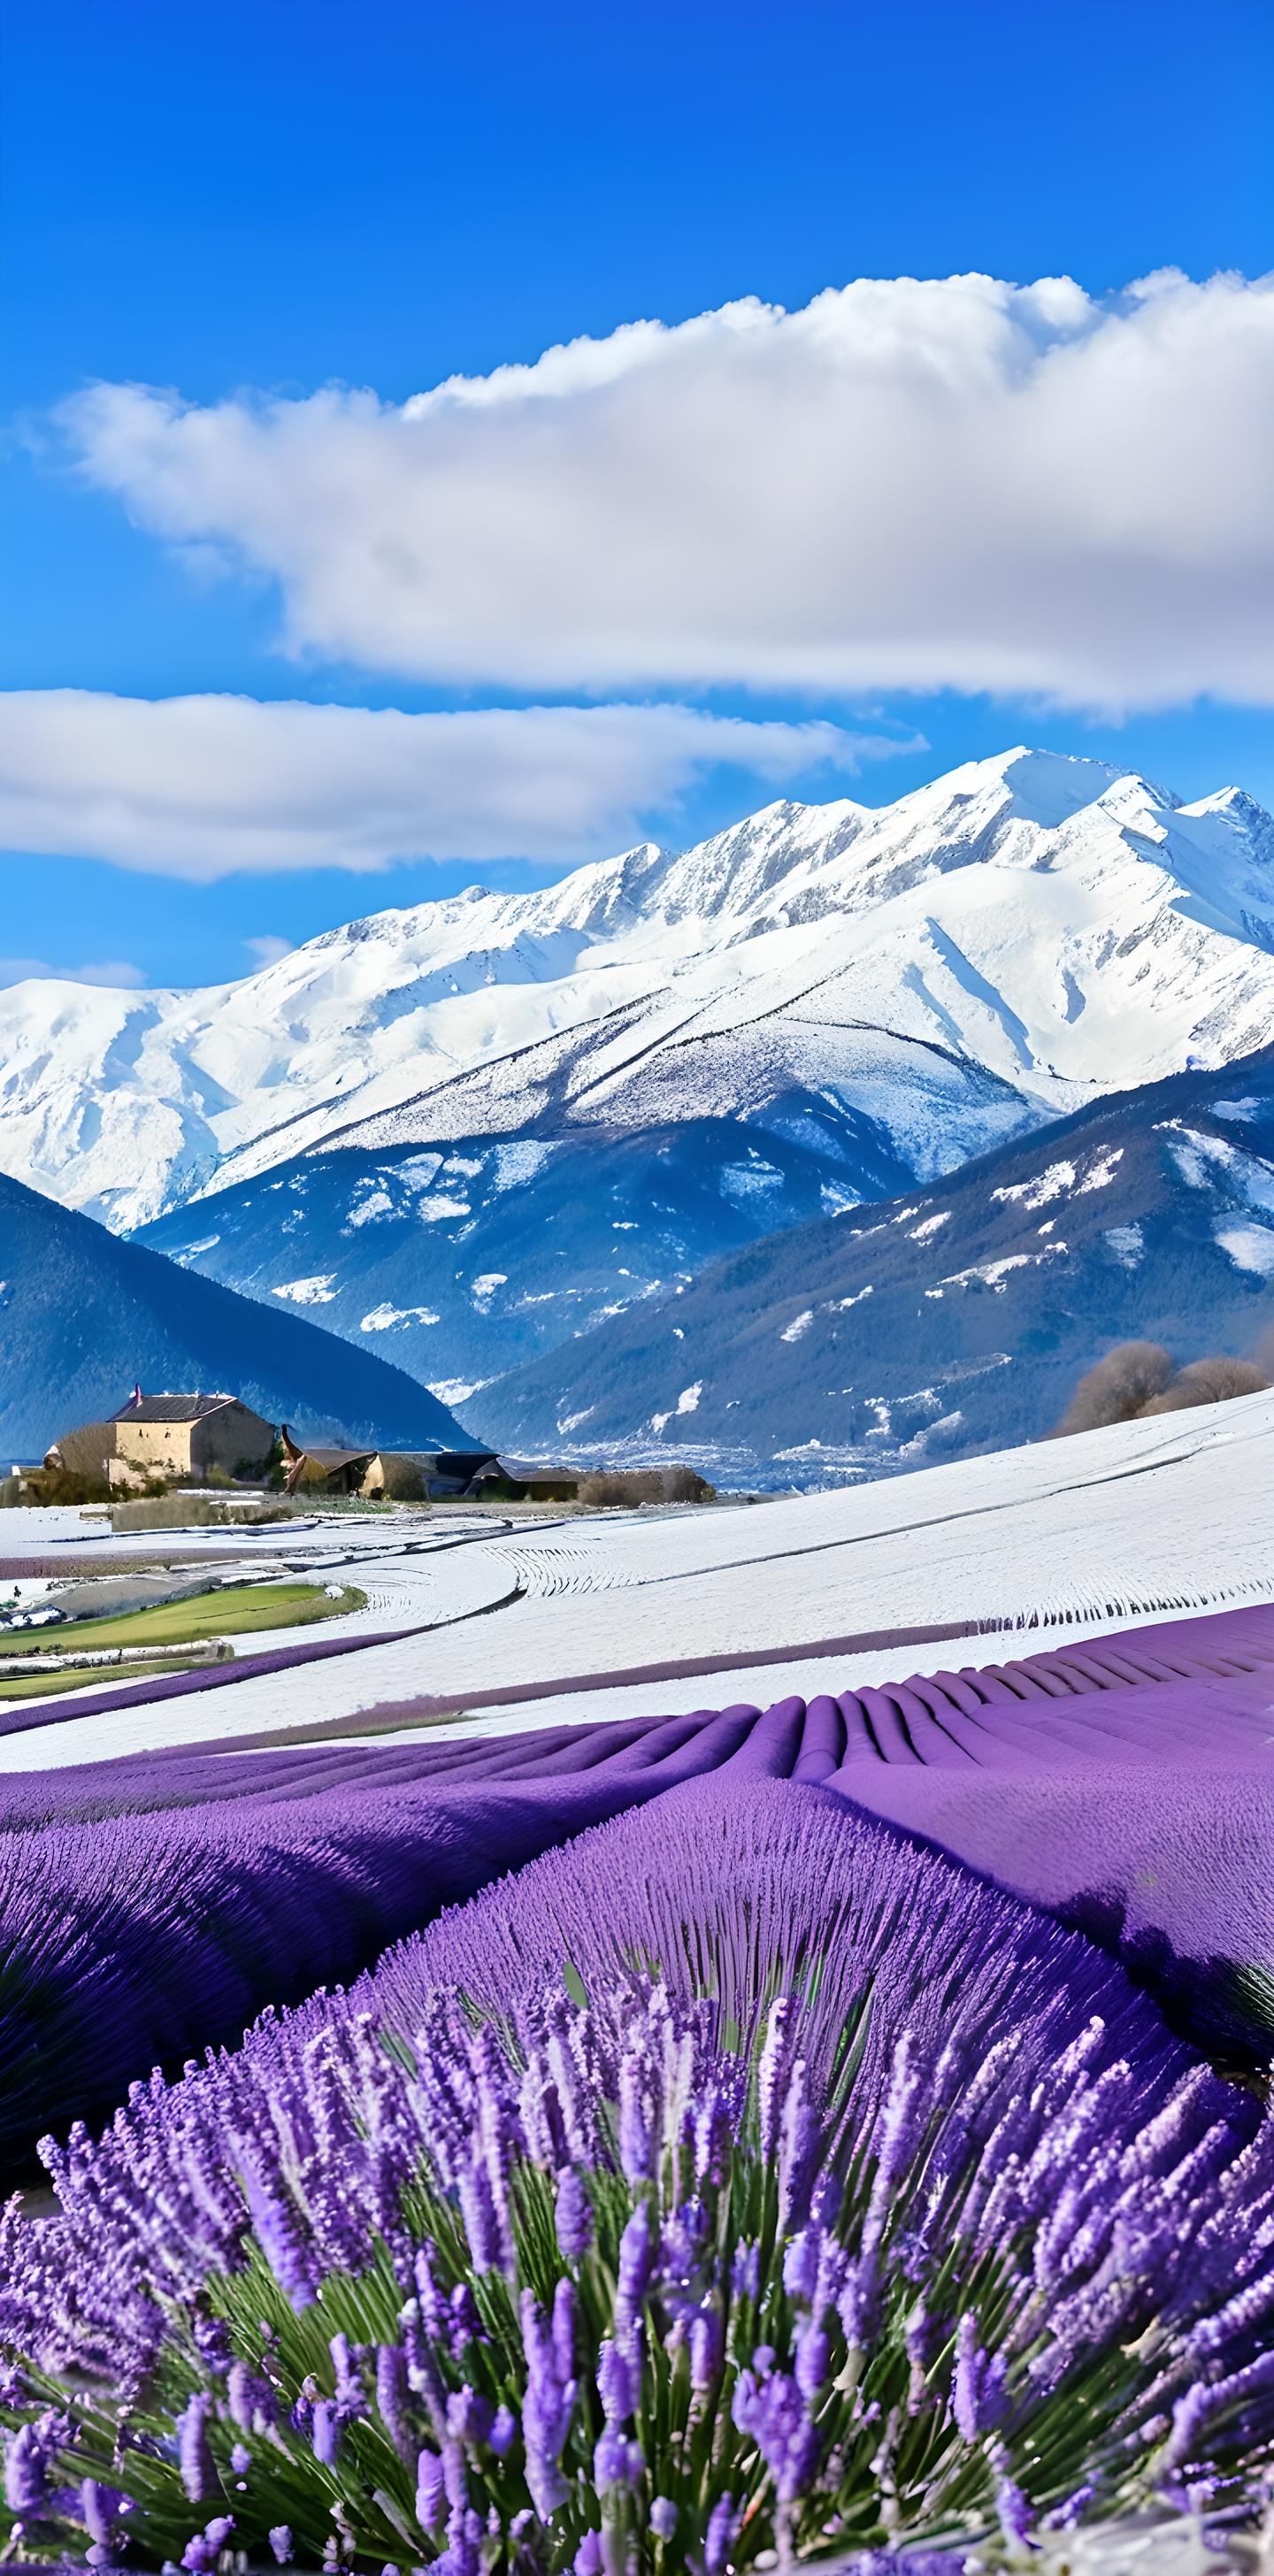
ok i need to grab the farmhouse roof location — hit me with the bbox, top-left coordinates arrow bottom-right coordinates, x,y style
108,1392 -> 239,1424
476,1455 -> 569,1481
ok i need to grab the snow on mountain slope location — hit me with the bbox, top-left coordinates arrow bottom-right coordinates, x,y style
4,747 -> 1274,1234
477,1042 -> 1274,1483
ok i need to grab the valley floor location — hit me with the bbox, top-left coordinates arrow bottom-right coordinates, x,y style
1,1385 -> 1270,1771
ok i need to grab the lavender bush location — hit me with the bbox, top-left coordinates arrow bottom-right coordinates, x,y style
3,1783 -> 1272,2567
0,1759 -> 710,2172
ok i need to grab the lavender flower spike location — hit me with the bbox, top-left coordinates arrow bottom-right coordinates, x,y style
4,2421 -> 50,2516
175,2391 -> 215,2504
556,2166 -> 594,2262
757,1999 -> 793,2160
519,2287 -> 577,2519
704,2493 -> 741,2575
952,2312 -> 1008,2442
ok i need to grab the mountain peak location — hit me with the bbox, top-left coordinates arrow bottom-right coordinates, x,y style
955,746 -> 1133,825
1181,783 -> 1273,832
6,743 -> 1274,1234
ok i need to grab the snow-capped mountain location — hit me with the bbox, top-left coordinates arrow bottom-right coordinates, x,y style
476,1044 -> 1274,1483
4,747 -> 1274,1240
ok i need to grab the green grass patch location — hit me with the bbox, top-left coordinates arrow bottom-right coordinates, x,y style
0,1657 -> 208,1702
0,1582 -> 366,1660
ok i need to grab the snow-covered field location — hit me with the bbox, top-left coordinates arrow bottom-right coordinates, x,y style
3,1387 -> 1270,1769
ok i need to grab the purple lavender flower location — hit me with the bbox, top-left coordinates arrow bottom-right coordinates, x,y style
781,2227 -> 819,2305
311,2398 -> 341,2465
226,2358 -> 273,2433
614,2198 -> 655,2350
376,2343 -> 410,2460
437,2502 -> 484,2576
81,2477 -> 127,2547
838,2249 -> 879,2351
757,1999 -> 792,2159
551,2276 -> 578,2387
4,2420 -> 50,2516
689,2306 -> 724,2391
456,2162 -> 503,2274
328,2331 -> 363,2413
191,2313 -> 232,2375
441,2433 -> 469,2512
733,2365 -> 818,2507
597,2338 -> 640,2423
777,2055 -> 821,2229
415,2445 -> 445,2533
175,2391 -> 215,2505
181,2514 -> 234,2572
731,2242 -> 760,2303
794,2320 -> 830,2400
242,2170 -> 317,2310
618,2054 -> 655,2185
556,2166 -> 594,2261
3,1762 -> 1274,2565
703,2492 -> 741,2574
448,2280 -> 481,2349
951,2312 -> 1009,2442
519,2287 -> 577,2519
995,2472 -> 1034,2546
268,2527 -> 293,2564
446,2386 -> 495,2449
593,2425 -> 643,2491
412,2242 -> 450,2341
649,2496 -> 679,2540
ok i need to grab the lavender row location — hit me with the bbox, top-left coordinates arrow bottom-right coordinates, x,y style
2,1606 -> 1270,2167
6,1602 -> 1273,1832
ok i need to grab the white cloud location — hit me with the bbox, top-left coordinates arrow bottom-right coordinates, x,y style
0,691 -> 915,879
0,955 -> 147,989
243,933 -> 294,965
51,270 -> 1274,709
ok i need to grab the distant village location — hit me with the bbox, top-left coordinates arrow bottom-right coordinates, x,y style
8,1389 -> 713,1511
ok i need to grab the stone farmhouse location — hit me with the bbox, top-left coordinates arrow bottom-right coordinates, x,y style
46,1391 -> 275,1490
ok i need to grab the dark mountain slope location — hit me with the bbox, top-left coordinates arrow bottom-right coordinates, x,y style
473,1048 -> 1274,1484
0,1171 -> 471,1459
134,1061 -> 1012,1400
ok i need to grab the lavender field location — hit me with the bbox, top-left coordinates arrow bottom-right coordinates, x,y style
12,6 -> 1274,2557
4,1775 -> 1274,2572
1,1411 -> 1272,2572
1,1560 -> 1273,2571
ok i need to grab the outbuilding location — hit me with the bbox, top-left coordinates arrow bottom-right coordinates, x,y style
279,1429 -> 500,1500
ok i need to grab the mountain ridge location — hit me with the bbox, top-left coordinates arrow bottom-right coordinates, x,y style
470,1042 -> 1274,1484
5,745 -> 1274,1238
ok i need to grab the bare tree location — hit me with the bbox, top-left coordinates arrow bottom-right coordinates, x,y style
575,1467 -> 716,1507
1140,1355 -> 1269,1414
1052,1341 -> 1174,1436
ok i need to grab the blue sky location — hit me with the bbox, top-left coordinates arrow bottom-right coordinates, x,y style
3,0 -> 1272,991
